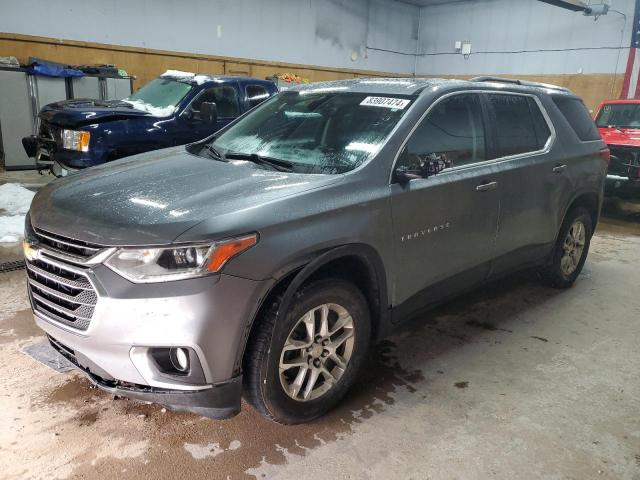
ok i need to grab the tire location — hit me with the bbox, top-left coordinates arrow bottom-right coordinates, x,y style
243,278 -> 371,424
542,206 -> 593,289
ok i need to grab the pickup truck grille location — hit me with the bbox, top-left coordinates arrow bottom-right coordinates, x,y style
26,229 -> 102,331
38,120 -> 60,144
609,146 -> 640,179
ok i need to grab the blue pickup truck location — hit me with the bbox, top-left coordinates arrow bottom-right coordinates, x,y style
22,71 -> 278,176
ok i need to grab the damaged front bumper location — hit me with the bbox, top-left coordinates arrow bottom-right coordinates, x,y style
47,334 -> 242,419
22,134 -> 88,177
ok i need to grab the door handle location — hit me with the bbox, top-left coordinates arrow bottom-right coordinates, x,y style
552,164 -> 567,174
476,181 -> 498,192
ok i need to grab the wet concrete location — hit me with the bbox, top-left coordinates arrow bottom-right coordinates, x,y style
1,210 -> 640,479
0,309 -> 41,345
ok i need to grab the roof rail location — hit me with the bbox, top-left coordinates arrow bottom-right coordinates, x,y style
470,76 -> 570,93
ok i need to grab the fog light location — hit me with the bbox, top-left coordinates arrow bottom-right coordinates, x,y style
170,347 -> 190,372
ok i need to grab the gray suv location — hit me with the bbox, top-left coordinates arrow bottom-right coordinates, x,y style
24,77 -> 608,424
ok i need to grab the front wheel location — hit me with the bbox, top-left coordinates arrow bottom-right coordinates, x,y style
243,279 -> 371,424
542,206 -> 593,289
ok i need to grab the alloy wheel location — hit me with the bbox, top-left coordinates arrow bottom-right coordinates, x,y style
279,303 -> 355,402
560,220 -> 586,276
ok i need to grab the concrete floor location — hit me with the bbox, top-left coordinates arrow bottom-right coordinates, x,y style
1,213 -> 639,479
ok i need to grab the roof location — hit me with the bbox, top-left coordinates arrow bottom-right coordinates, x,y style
288,78 -> 458,96
287,77 -> 574,97
159,70 -> 271,86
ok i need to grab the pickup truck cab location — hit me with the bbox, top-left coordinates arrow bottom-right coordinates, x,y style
22,71 -> 277,176
594,99 -> 640,197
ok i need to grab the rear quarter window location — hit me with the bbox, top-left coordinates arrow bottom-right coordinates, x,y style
552,96 -> 601,141
488,93 -> 551,158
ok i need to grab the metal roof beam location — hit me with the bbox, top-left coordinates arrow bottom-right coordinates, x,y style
537,0 -> 589,12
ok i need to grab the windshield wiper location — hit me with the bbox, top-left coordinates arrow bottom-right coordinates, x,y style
202,143 -> 228,162
225,152 -> 293,172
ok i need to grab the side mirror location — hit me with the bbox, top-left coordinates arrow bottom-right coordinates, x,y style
200,102 -> 218,124
394,165 -> 424,184
182,107 -> 194,121
395,151 -> 451,184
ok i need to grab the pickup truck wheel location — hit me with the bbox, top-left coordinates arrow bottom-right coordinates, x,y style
243,278 -> 371,424
542,207 -> 592,289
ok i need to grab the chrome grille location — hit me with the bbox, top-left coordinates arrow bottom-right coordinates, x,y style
34,228 -> 101,260
26,233 -> 101,331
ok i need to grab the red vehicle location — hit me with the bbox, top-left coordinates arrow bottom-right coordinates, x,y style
594,99 -> 640,197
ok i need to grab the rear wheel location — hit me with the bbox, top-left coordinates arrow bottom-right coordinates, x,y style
542,207 -> 592,289
243,278 -> 371,424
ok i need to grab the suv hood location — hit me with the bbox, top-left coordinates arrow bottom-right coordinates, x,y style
39,99 -> 152,128
29,147 -> 342,246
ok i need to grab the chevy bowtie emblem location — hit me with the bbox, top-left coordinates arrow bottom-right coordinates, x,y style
22,240 -> 40,261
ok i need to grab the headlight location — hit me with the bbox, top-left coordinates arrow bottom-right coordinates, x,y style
104,234 -> 258,283
62,129 -> 90,152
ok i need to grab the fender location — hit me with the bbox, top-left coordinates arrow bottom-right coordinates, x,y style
542,186 -> 602,269
235,243 -> 392,373
278,243 -> 390,332
557,186 -> 603,240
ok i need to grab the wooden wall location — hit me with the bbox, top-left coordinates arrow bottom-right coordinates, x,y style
0,33 -> 395,91
433,74 -> 624,112
0,33 -> 622,110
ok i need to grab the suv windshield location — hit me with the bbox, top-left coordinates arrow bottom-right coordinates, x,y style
123,78 -> 193,117
205,91 -> 414,174
595,103 -> 640,129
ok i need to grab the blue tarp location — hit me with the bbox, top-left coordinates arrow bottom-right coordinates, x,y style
27,62 -> 85,78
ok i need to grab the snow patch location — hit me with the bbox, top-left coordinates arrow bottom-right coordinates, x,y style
161,69 -> 211,85
228,440 -> 241,450
161,69 -> 195,79
0,216 -> 25,243
120,99 -> 176,118
0,183 -> 35,243
0,183 -> 35,215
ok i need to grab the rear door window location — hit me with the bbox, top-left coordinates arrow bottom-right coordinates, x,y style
553,96 -> 600,141
246,85 -> 270,109
488,94 -> 551,158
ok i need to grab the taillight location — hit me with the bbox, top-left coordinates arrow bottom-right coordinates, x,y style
599,147 -> 611,164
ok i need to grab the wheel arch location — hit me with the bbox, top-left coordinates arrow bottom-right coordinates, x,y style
237,244 -> 390,374
561,190 -> 601,237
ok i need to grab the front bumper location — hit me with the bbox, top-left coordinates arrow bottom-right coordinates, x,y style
22,134 -> 103,176
605,174 -> 640,198
48,334 -> 243,418
29,259 -> 271,419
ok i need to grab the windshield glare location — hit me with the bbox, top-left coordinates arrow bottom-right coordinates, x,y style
123,78 -> 192,117
596,103 -> 640,128
209,91 -> 413,174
